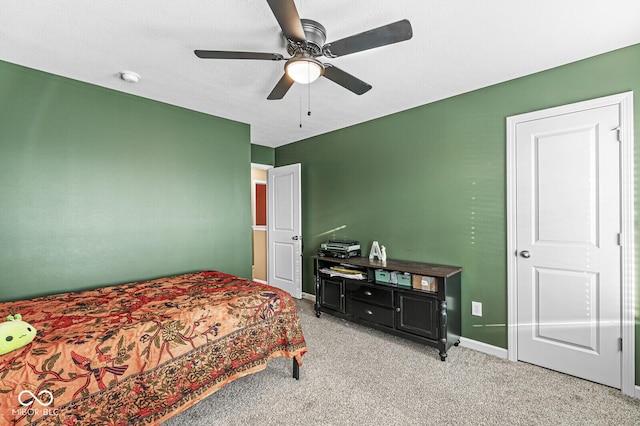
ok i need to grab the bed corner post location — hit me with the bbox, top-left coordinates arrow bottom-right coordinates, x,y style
292,358 -> 300,380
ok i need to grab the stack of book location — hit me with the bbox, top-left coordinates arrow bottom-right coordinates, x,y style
319,265 -> 366,280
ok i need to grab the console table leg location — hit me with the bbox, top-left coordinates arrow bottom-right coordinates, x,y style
314,275 -> 322,318
439,300 -> 448,361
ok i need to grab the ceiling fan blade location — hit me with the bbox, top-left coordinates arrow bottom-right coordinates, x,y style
266,0 -> 306,42
267,73 -> 295,100
322,64 -> 372,95
195,50 -> 285,61
322,19 -> 413,58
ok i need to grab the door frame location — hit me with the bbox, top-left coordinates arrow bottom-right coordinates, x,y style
505,92 -> 635,396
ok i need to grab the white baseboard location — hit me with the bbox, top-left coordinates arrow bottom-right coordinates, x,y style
635,385 -> 640,399
301,292 -> 316,302
459,337 -> 508,359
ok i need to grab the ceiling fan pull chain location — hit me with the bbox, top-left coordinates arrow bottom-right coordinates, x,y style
299,95 -> 302,128
307,68 -> 312,117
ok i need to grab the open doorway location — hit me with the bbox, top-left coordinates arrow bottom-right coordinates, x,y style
251,163 -> 272,283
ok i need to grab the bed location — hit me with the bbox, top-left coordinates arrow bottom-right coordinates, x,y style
0,270 -> 307,425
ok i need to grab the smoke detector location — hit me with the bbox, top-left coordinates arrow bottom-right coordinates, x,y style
120,70 -> 140,83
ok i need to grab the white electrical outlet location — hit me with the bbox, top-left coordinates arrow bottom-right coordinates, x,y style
471,301 -> 483,317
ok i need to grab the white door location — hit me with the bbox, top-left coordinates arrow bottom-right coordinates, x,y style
267,163 -> 302,299
514,103 -> 622,388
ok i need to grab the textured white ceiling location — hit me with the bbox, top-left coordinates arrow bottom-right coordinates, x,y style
1,1 -> 640,148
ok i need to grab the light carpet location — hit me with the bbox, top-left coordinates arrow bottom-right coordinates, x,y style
163,300 -> 640,425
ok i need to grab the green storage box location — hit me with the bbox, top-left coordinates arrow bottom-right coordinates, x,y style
375,269 -> 390,284
396,272 -> 412,287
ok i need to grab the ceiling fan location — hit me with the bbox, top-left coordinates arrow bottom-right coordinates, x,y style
194,0 -> 413,100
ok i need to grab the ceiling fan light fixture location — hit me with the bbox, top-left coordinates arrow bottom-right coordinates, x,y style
285,57 -> 323,84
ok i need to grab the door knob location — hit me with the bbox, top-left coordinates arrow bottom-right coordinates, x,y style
520,250 -> 531,258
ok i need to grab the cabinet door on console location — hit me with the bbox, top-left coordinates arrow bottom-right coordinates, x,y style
395,292 -> 438,340
319,277 -> 345,313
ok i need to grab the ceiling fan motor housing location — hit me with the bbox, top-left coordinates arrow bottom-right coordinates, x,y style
286,19 -> 326,57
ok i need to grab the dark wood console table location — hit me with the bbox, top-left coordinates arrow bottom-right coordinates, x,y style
313,256 -> 462,361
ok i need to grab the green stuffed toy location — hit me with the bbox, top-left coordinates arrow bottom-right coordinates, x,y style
0,314 -> 37,355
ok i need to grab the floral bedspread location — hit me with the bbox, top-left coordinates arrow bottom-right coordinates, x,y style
0,271 -> 307,425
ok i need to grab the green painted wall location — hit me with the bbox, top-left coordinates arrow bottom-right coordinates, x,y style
276,43 -> 640,383
251,144 -> 275,166
0,60 -> 252,302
